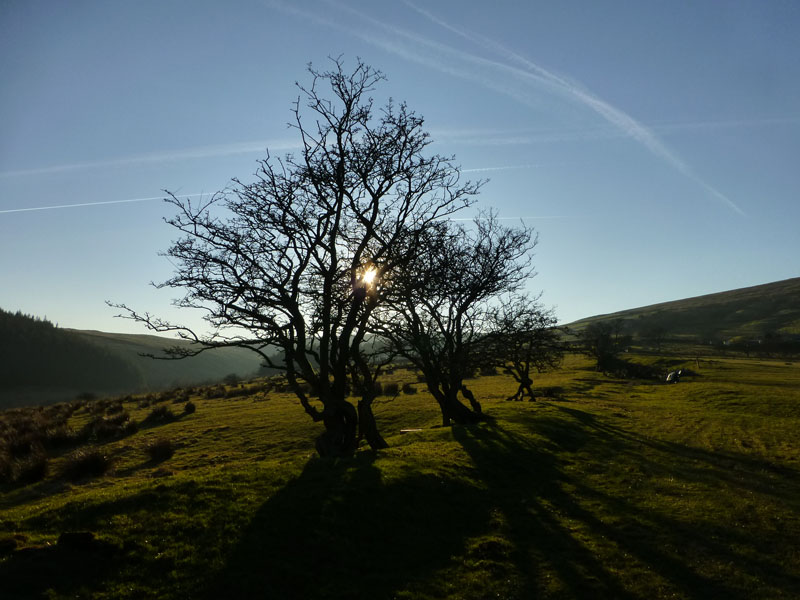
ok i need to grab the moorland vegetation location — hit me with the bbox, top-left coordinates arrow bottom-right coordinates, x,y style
1,349 -> 799,599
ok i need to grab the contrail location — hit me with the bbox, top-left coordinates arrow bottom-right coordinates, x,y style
0,193 -> 205,215
272,0 -> 745,215
448,215 -> 578,221
401,1 -> 745,216
462,164 -> 541,173
0,139 -> 299,179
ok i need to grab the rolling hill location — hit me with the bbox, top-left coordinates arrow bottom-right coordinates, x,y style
567,277 -> 800,343
0,310 -> 268,409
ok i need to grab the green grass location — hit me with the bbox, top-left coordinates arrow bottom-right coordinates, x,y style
1,356 -> 800,599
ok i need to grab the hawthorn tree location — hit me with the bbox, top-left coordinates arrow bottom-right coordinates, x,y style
111,58 -> 480,457
375,214 -> 538,426
488,295 -> 563,401
578,320 -> 630,372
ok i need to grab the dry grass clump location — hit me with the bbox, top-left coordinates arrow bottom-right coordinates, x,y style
82,410 -> 138,441
0,445 -> 49,485
62,447 -> 113,481
144,404 -> 175,424
145,438 -> 175,462
382,382 -> 400,396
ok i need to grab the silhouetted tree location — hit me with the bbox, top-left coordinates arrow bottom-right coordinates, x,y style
643,325 -> 668,353
487,296 -> 563,401
578,321 -> 622,372
375,214 -> 537,425
111,59 -> 480,457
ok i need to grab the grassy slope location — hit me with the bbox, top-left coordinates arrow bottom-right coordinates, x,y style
1,356 -> 800,599
568,276 -> 800,339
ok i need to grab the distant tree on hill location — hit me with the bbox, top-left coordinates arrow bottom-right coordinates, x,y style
578,321 -> 627,372
111,58 -> 482,457
487,296 -> 564,401
643,325 -> 668,353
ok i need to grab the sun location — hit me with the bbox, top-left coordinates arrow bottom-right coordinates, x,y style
361,266 -> 378,286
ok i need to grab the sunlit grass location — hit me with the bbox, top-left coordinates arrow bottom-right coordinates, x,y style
1,355 -> 799,598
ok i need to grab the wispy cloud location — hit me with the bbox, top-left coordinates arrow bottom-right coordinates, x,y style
0,139 -> 299,179
448,215 -> 579,222
270,0 -> 745,215
0,193 -> 205,215
400,1 -> 746,216
462,164 -> 542,174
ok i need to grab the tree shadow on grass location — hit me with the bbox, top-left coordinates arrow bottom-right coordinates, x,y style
0,535 -> 120,600
204,452 -> 491,600
453,407 -> 800,599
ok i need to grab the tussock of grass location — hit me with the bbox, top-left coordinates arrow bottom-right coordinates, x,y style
62,448 -> 113,481
145,438 -> 174,463
143,405 -> 175,424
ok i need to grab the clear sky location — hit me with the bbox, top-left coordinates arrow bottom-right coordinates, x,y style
1,1 -> 798,335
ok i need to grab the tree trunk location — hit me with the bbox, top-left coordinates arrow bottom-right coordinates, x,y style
460,385 -> 482,414
315,400 -> 359,458
435,389 -> 482,426
358,397 -> 389,450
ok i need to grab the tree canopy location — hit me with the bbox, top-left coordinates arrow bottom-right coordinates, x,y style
113,58 -> 554,456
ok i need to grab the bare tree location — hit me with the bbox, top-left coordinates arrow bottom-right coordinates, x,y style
578,321 -> 629,372
111,58 -> 479,457
487,295 -> 563,401
376,214 -> 537,426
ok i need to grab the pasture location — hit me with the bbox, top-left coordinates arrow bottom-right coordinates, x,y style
1,354 -> 799,599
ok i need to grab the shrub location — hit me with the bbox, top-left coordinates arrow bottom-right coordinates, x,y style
416,373 -> 426,383
145,438 -> 174,462
184,401 -> 196,414
144,405 -> 175,424
223,373 -> 240,386
539,386 -> 565,399
43,425 -> 79,449
0,450 -> 14,484
382,382 -> 400,396
204,385 -> 226,399
83,411 -> 137,440
402,383 -> 417,395
14,449 -> 49,484
172,390 -> 191,404
105,402 -> 124,415
480,365 -> 498,376
62,448 -> 112,481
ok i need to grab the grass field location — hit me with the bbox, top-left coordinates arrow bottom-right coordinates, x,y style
2,353 -> 800,599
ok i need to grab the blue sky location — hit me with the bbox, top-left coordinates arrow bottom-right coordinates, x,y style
1,1 -> 798,334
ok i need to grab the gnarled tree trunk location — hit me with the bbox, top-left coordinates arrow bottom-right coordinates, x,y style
357,397 -> 389,450
315,400 -> 359,457
434,388 -> 482,427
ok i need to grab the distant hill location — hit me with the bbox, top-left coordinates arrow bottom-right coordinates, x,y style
0,309 -> 268,408
568,277 -> 800,344
68,329 -> 268,390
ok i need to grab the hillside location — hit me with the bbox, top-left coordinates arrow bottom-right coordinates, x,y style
68,329 -> 268,392
568,277 -> 800,343
0,310 -> 144,407
0,310 -> 268,409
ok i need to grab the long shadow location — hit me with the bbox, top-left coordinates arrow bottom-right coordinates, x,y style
204,452 -> 491,600
452,422 -> 638,599
0,536 -> 120,600
454,407 -> 800,598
